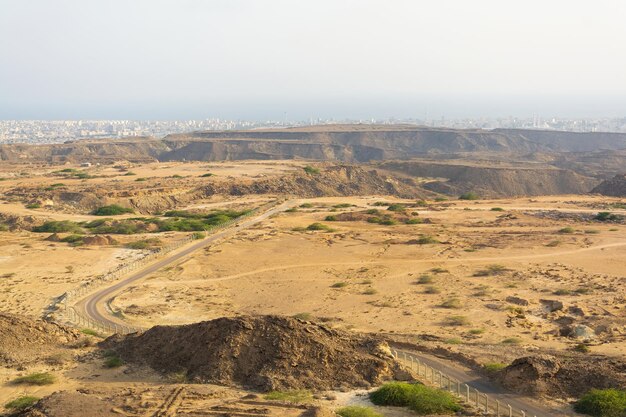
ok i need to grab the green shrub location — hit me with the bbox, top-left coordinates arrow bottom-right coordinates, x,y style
331,282 -> 348,288
135,177 -> 148,182
380,218 -> 397,226
546,240 -> 561,247
484,363 -> 507,373
26,203 -> 42,209
92,205 -> 134,216
81,328 -> 104,338
325,215 -> 338,221
299,203 -> 314,208
444,338 -> 462,344
333,203 -> 353,208
60,234 -> 85,244
424,286 -> 441,294
444,315 -> 469,326
285,207 -> 298,213
574,343 -> 591,353
501,337 -> 522,345
370,382 -> 461,414
387,204 -> 406,212
265,390 -> 313,403
430,267 -> 448,274
363,288 -> 378,295
303,166 -> 320,175
0,223 -> 8,232
5,396 -> 39,411
191,232 -> 205,240
413,235 -> 439,245
292,312 -> 312,320
473,264 -> 507,277
574,389 -> 626,417
123,171 -> 136,176
199,172 -> 214,177
469,328 -> 485,335
459,192 -> 480,200
366,209 -> 381,215
104,355 -> 124,368
417,274 -> 433,284
12,372 -> 55,386
306,222 -> 333,231
594,212 -> 621,222
336,406 -> 383,417
491,207 -> 504,211
440,298 -> 462,309
33,220 -> 83,234
559,227 -> 575,234
405,218 -> 422,225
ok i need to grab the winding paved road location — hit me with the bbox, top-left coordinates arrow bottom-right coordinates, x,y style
74,200 -> 296,330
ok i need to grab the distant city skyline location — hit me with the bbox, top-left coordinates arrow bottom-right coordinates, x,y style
2,0 -> 626,120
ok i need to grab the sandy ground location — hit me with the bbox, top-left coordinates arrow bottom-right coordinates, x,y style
108,196 -> 626,357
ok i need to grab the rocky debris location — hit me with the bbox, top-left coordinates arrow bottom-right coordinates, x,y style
82,235 -> 117,246
101,315 -> 408,391
591,174 -> 626,197
506,296 -> 530,306
45,233 -> 61,242
15,391 -> 119,417
539,299 -> 564,312
0,313 -> 80,367
568,305 -> 587,316
495,354 -> 626,398
0,213 -> 41,231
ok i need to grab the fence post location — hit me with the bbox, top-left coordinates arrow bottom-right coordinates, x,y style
475,389 -> 479,406
465,384 -> 470,402
508,404 -> 512,417
521,411 -> 525,417
484,394 -> 489,413
496,400 -> 500,416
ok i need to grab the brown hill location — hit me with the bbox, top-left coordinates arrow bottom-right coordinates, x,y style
378,160 -> 598,197
0,313 -> 80,366
591,174 -> 626,197
101,315 -> 407,391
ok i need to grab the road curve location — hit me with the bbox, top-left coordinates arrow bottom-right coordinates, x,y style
76,200 -> 295,330
394,349 -> 561,417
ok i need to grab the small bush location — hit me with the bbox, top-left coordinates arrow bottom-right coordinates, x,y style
405,218 -> 422,224
469,328 -> 485,335
303,166 -> 320,175
331,282 -> 348,288
440,298 -> 462,309
444,315 -> 469,326
199,172 -> 214,177
370,382 -> 461,414
574,388 -> 626,417
491,207 -> 504,211
92,205 -> 134,216
417,274 -> 433,284
33,220 -> 83,234
414,235 -> 439,245
553,288 -> 573,296
81,328 -> 104,338
104,355 -> 124,368
424,286 -> 441,294
123,171 -> 136,176
594,212 -> 620,222
546,240 -> 561,247
387,204 -> 406,212
484,363 -> 507,373
306,222 -> 334,232
12,372 -> 55,386
501,337 -> 522,345
336,406 -> 383,417
430,267 -> 448,274
125,238 -> 162,249
363,288 -> 378,295
574,343 -> 591,353
473,264 -> 507,277
444,338 -> 463,344
265,390 -> 313,404
325,215 -> 338,221
5,396 -> 39,411
299,203 -> 314,208
135,177 -> 148,182
459,192 -> 480,200
292,312 -> 312,320
558,227 -> 575,234
26,203 -> 42,209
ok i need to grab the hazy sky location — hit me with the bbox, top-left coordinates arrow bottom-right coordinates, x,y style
1,0 -> 626,120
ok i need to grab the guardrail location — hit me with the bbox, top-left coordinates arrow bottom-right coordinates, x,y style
49,199 -> 282,334
391,348 -> 538,417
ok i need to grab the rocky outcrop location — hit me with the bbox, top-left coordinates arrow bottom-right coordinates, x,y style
591,174 -> 626,197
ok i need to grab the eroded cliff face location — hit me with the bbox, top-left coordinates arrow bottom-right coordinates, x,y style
378,161 -> 599,197
591,174 -> 626,197
4,125 -> 626,165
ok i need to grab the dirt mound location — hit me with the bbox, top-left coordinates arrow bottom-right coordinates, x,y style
197,165 -> 431,199
591,174 -> 626,197
15,392 -> 119,417
0,313 -> 80,366
82,235 -> 117,246
495,354 -> 626,398
101,315 -> 407,391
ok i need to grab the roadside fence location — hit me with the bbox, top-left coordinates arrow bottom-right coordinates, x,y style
48,199 -> 282,334
390,348 -> 538,417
